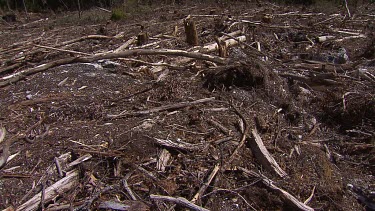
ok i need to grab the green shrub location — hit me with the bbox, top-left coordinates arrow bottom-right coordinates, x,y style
110,8 -> 126,21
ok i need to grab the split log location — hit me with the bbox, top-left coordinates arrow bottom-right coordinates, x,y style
249,129 -> 287,177
184,16 -> 199,46
17,170 -> 79,211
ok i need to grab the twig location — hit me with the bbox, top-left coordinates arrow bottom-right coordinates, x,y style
54,157 -> 64,177
219,32 -> 268,57
304,186 -> 315,204
191,163 -> 220,203
107,97 -> 215,119
79,186 -> 115,210
34,44 -> 92,56
67,154 -> 92,168
249,129 -> 287,177
224,105 -> 250,168
149,136 -> 207,151
119,58 -> 184,70
342,92 -> 359,111
239,167 -> 314,211
150,195 -> 209,211
207,118 -> 231,135
122,171 -> 137,200
202,189 -> 256,211
40,182 -> 46,211
343,0 -> 351,18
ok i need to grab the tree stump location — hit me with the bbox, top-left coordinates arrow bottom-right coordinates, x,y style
137,32 -> 149,46
214,37 -> 227,58
184,16 -> 199,46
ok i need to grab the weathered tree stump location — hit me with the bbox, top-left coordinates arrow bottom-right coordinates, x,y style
215,37 -> 227,58
137,32 -> 149,46
184,16 -> 199,46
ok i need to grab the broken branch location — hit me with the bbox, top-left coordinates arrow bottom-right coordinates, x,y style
150,195 -> 209,211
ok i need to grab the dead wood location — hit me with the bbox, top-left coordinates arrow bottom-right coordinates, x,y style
191,163 -> 220,203
150,137 -> 207,151
207,118 -> 231,135
223,106 -> 250,169
215,37 -> 228,57
149,35 -> 246,74
240,167 -> 314,211
0,127 -> 10,169
0,117 -> 47,169
17,170 -> 79,211
0,63 -> 23,75
2,34 -> 114,67
1,3 -> 374,210
184,16 -> 199,46
249,129 -> 287,177
150,194 -> 209,211
0,50 -> 228,88
137,32 -> 149,46
200,36 -> 246,54
156,149 -> 171,172
114,36 -> 137,52
107,97 -> 215,119
34,44 -> 92,56
122,171 -> 137,200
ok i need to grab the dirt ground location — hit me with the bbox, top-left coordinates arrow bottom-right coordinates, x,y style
0,1 -> 374,210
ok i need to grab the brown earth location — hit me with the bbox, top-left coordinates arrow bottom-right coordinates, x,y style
0,1 -> 374,210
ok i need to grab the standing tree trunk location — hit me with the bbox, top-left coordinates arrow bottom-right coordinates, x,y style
6,0 -> 11,10
77,0 -> 82,18
22,0 -> 29,20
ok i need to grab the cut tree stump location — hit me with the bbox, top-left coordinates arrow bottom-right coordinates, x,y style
215,37 -> 228,57
137,32 -> 149,46
184,16 -> 199,46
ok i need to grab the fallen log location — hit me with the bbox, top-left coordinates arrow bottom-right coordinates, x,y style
0,50 -> 228,88
17,170 -> 79,211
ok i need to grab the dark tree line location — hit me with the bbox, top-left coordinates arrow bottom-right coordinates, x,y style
0,0 -> 119,11
0,0 -> 372,12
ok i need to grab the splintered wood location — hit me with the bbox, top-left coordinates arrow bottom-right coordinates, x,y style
17,170 -> 79,211
240,167 -> 314,211
250,129 -> 287,177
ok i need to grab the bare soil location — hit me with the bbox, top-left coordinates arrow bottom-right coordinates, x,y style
0,1 -> 374,210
